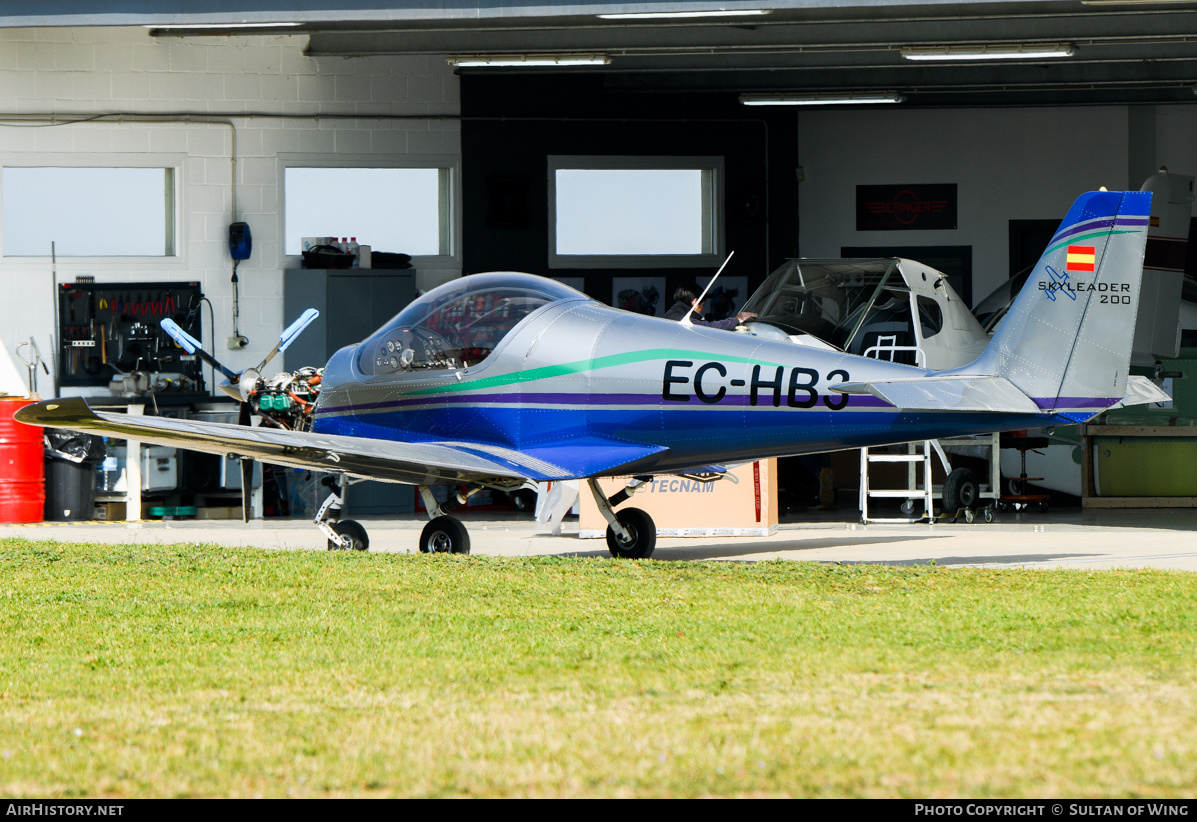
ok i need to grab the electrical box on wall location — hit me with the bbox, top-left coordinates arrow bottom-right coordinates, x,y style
229,222 -> 252,261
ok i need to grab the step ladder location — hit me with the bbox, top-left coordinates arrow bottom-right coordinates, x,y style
858,336 -> 937,523
860,440 -> 940,523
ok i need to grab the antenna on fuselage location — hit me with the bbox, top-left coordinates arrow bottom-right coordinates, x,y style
680,250 -> 734,327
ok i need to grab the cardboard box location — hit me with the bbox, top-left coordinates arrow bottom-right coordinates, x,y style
579,459 -> 778,538
196,506 -> 244,520
92,502 -> 126,521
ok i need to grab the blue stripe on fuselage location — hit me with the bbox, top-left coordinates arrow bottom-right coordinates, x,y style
312,404 -> 1057,476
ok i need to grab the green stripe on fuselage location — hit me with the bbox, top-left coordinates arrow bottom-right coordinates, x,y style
408,348 -> 787,397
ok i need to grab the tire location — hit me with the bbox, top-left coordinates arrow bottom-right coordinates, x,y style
605,507 -> 657,560
942,467 -> 980,513
420,515 -> 471,555
510,490 -> 535,512
983,507 -> 994,523
328,519 -> 369,551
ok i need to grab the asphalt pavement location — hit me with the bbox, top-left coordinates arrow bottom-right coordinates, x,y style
4,505 -> 1197,571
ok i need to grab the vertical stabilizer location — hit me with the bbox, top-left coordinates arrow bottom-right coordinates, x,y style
968,191 -> 1152,422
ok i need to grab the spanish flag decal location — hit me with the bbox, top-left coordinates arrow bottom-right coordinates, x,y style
1066,245 -> 1096,272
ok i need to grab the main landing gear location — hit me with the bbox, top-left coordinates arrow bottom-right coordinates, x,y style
587,477 -> 657,559
316,477 -> 658,559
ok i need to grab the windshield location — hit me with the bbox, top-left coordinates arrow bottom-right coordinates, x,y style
356,272 -> 585,376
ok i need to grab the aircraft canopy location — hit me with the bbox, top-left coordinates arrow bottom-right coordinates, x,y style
356,271 -> 586,375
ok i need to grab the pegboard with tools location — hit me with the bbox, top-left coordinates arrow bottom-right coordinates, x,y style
57,281 -> 206,393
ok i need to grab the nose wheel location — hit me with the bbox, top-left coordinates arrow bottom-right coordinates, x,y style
316,476 -> 373,550
327,519 -> 369,551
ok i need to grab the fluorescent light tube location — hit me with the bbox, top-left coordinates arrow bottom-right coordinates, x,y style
598,9 -> 773,19
144,22 -> 301,29
901,44 -> 1076,61
447,54 -> 611,68
740,92 -> 906,106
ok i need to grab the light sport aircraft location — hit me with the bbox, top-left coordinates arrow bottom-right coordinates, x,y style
17,190 -> 1170,558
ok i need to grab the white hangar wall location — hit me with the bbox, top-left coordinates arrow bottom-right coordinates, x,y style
796,106 -> 1152,305
0,26 -> 460,385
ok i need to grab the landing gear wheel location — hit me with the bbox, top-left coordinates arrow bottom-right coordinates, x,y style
942,468 -> 980,514
327,519 -> 369,551
420,515 -> 471,554
605,507 -> 656,559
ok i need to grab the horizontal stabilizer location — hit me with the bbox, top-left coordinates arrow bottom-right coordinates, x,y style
834,375 -> 1042,414
1107,375 -> 1173,410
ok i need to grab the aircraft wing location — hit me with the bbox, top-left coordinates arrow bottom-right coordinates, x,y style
15,397 -> 588,488
833,375 -> 1043,414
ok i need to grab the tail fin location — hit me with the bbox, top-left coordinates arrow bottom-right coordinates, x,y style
969,190 -> 1152,422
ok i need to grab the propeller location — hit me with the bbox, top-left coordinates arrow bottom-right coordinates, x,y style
160,308 -> 320,523
161,308 -> 318,401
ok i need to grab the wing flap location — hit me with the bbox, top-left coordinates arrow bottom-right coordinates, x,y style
835,375 -> 1042,414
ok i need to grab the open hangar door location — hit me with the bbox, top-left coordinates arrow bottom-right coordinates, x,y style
299,0 -> 1197,513
25,1 -> 1197,513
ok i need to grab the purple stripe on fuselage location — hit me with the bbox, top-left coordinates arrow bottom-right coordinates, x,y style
319,391 -> 892,416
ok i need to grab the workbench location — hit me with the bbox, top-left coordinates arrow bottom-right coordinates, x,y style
1080,424 -> 1197,508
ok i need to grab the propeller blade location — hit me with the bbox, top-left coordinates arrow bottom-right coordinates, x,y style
255,308 -> 319,373
160,319 -> 239,382
159,318 -> 201,353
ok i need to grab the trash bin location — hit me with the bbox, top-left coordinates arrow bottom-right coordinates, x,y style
44,430 -> 106,522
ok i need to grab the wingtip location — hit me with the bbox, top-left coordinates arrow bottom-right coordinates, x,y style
12,396 -> 97,427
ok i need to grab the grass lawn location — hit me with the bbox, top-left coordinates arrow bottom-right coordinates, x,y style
0,537 -> 1194,798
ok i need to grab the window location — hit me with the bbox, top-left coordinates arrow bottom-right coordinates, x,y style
548,156 -> 723,268
3,167 -> 176,257
283,166 -> 455,258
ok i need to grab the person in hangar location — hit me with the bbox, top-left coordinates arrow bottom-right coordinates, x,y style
664,282 -> 757,328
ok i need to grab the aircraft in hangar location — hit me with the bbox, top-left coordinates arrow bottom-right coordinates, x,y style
17,190 -> 1170,558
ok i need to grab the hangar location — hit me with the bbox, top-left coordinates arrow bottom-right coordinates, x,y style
1,0 -> 1194,529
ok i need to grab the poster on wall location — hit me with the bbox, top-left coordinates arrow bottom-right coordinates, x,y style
856,184 -> 957,231
612,277 -> 665,317
697,275 -> 749,323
